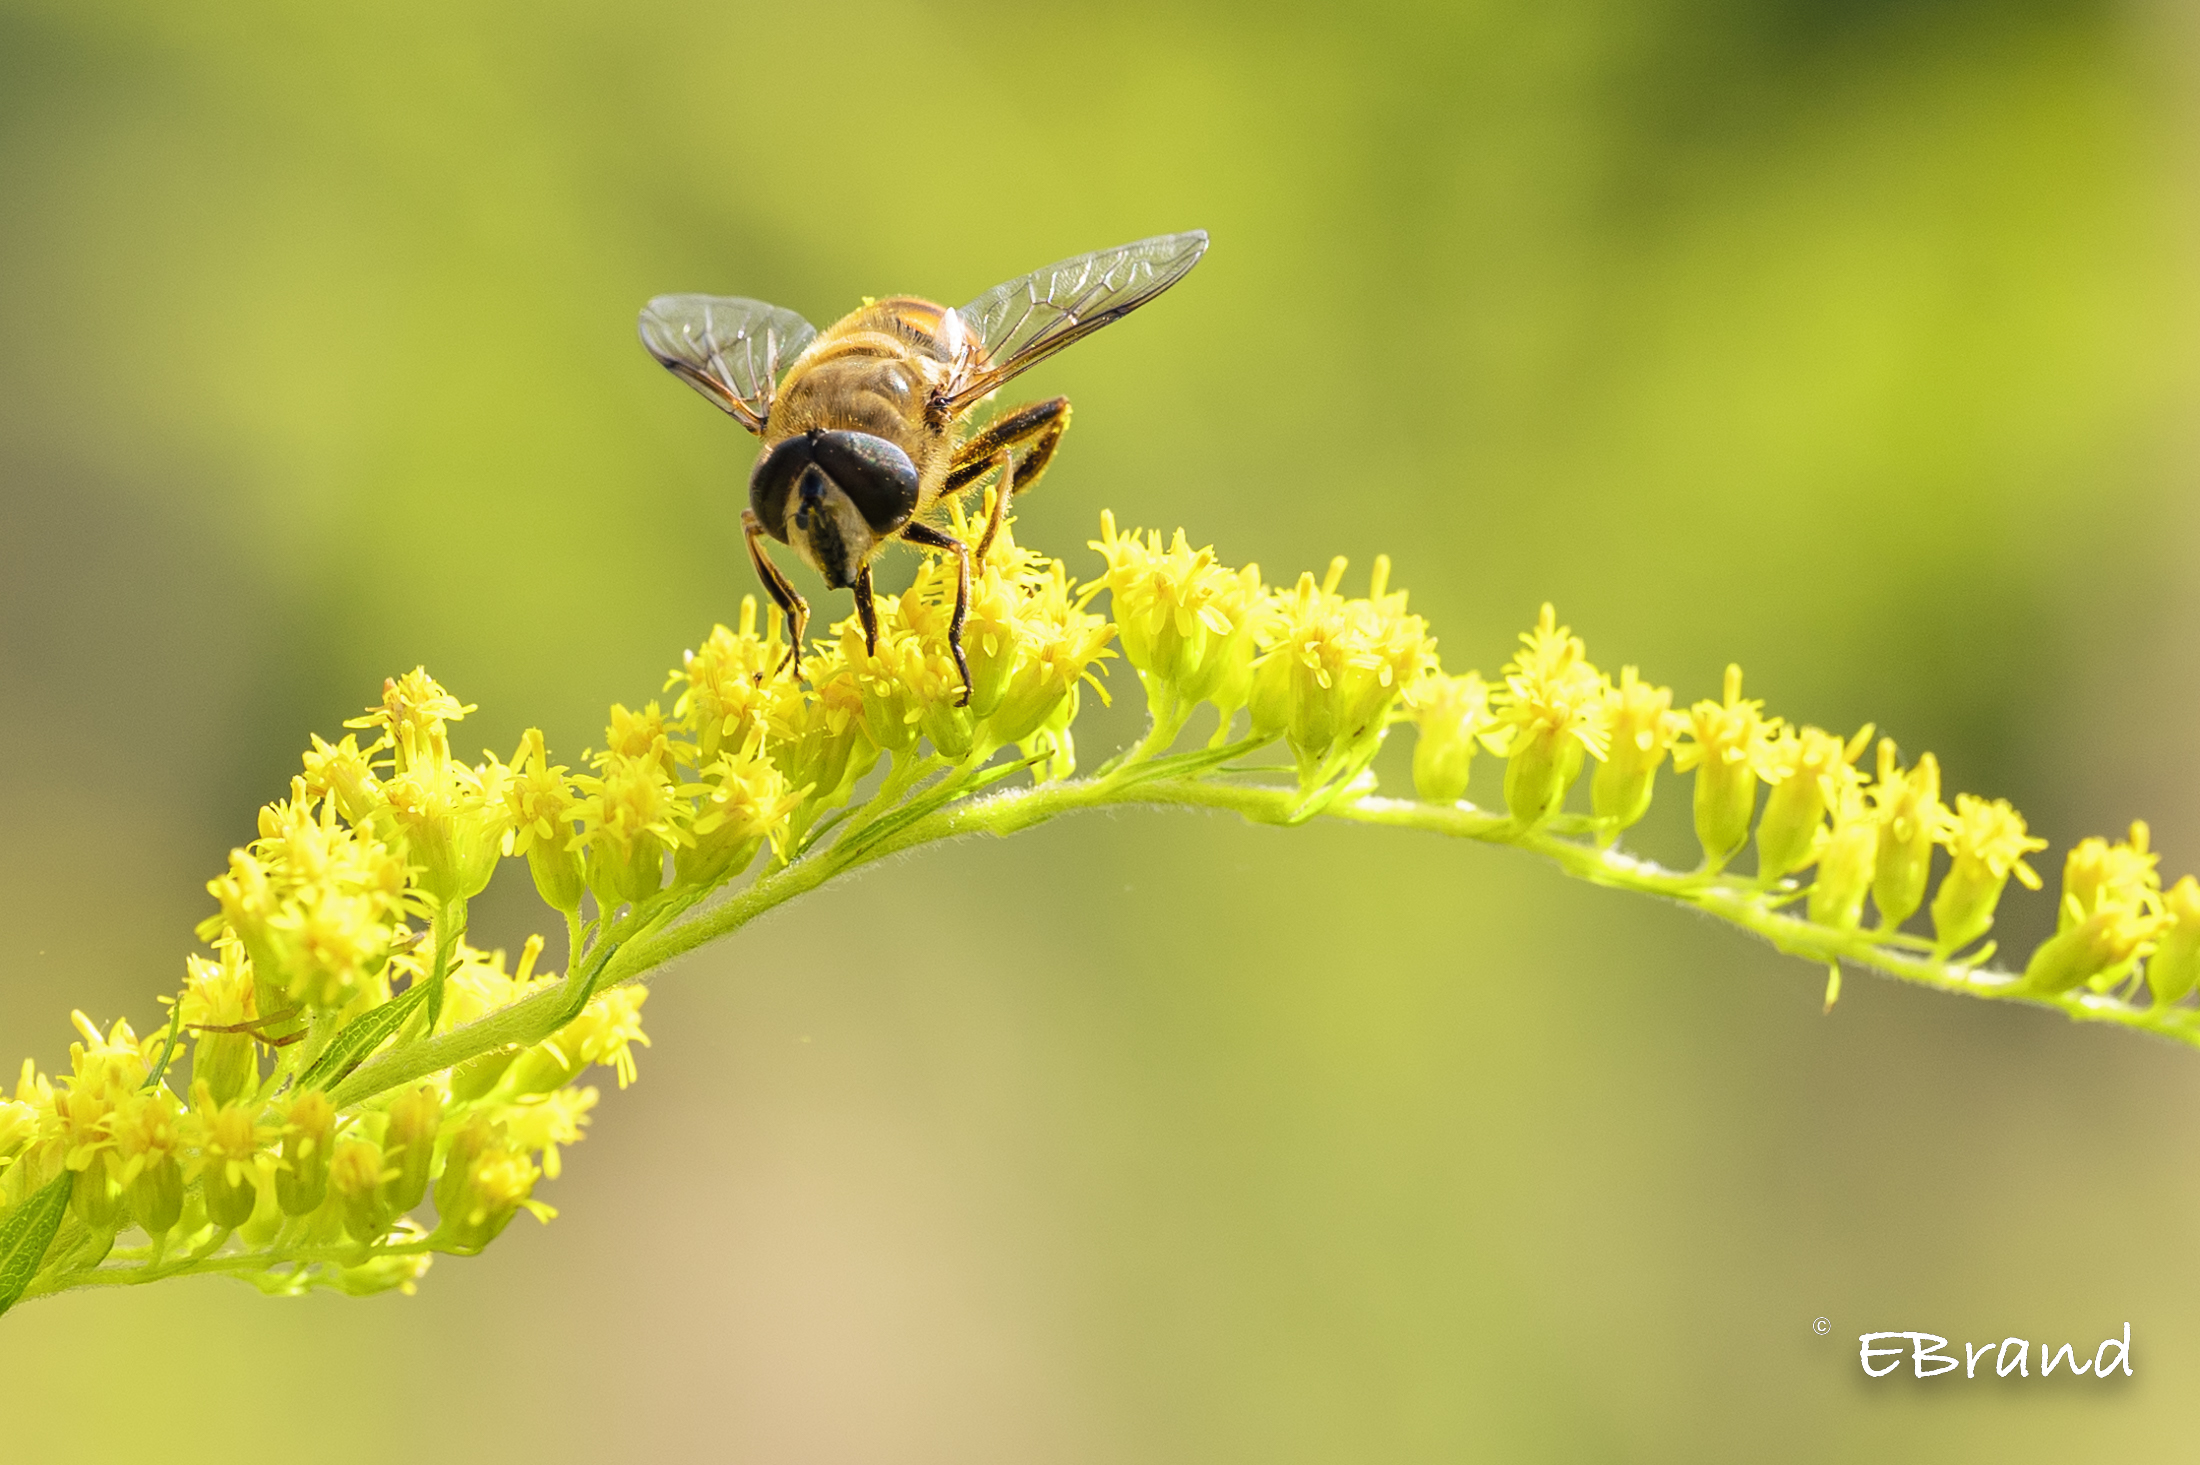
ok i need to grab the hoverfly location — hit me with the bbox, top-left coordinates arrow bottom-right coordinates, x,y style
638,230 -> 1209,703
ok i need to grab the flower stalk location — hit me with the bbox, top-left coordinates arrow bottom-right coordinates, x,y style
5,506 -> 2197,1316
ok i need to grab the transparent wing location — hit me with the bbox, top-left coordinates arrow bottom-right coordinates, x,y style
941,230 -> 1208,413
637,294 -> 817,435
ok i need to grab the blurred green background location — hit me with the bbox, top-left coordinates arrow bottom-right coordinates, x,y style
4,0 -> 2199,1458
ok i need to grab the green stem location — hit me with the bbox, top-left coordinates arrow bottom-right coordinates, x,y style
329,769 -> 2200,1106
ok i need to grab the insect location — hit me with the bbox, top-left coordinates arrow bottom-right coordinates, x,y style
638,230 -> 1209,703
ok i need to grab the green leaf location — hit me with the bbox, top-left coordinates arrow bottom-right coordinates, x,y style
0,1171 -> 74,1317
298,982 -> 430,1092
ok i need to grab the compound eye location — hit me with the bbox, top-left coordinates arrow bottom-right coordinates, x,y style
747,436 -> 816,542
811,431 -> 919,534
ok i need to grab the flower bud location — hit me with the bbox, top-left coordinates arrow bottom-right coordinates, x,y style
329,1138 -> 390,1244
70,1156 -> 124,1231
381,1085 -> 443,1216
2023,905 -> 2161,995
276,1090 -> 336,1217
2147,876 -> 2200,1006
434,1113 -> 500,1221
1406,671 -> 1493,805
1504,732 -> 1586,828
129,1152 -> 184,1238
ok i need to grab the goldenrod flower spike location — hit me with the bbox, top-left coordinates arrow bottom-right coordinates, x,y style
18,503 -> 2200,1315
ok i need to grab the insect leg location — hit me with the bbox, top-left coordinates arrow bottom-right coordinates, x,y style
942,395 -> 1070,499
854,559 -> 880,657
898,520 -> 973,706
743,508 -> 809,677
978,451 -> 1015,560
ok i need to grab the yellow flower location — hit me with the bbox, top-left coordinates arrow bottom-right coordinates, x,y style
974,557 -> 1117,759
1869,742 -> 1949,931
300,733 -> 383,827
757,645 -> 877,817
1250,556 -> 1435,784
505,986 -> 651,1095
1590,666 -> 1682,837
679,727 -> 806,885
180,932 -> 259,1107
1672,665 -> 1780,869
1405,669 -> 1495,805
381,1084 -> 444,1215
575,751 -> 692,907
1807,770 -> 1879,931
2057,822 -> 2161,932
328,1136 -> 395,1244
206,779 -> 421,1012
1931,794 -> 2047,956
108,1089 -> 186,1236
274,1089 -> 336,1218
344,667 -> 476,775
671,599 -> 784,766
495,1086 -> 598,1181
494,730 -> 584,914
1755,723 -> 1873,883
2021,822 -> 2164,995
183,1080 -> 278,1230
1490,605 -> 1607,827
432,1144 -> 549,1255
1090,512 -> 1269,717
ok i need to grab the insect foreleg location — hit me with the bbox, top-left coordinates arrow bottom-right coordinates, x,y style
854,560 -> 881,656
898,520 -> 974,705
743,508 -> 810,678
